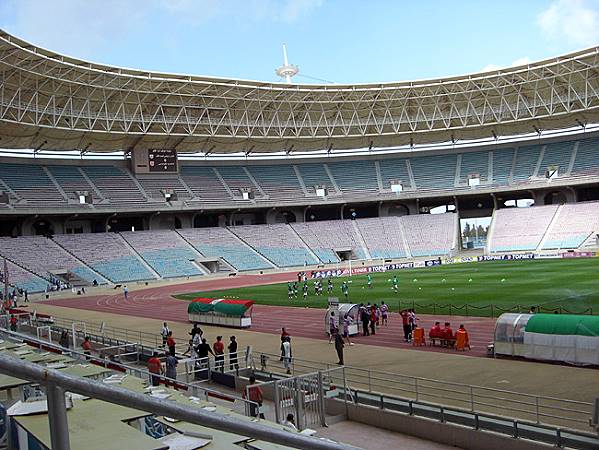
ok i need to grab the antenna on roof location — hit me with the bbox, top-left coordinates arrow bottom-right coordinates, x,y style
275,43 -> 299,84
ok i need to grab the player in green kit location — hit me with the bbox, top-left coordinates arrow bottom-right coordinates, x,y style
392,275 -> 399,293
341,281 -> 349,300
327,278 -> 334,294
367,274 -> 373,289
287,282 -> 293,300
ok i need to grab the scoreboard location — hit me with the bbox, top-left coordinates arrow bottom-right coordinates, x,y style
149,149 -> 178,172
131,148 -> 178,174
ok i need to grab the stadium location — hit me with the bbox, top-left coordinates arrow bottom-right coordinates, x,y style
0,5 -> 599,449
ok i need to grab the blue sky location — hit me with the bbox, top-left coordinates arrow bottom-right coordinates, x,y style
1,0 -> 598,84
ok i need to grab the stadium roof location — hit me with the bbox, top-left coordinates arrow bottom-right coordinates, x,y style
0,30 -> 598,154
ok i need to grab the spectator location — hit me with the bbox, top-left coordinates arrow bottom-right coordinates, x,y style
328,312 -> 338,343
369,305 -> 377,335
59,330 -> 69,349
161,322 -> 170,346
334,332 -> 345,365
9,314 -> 17,332
380,301 -> 389,326
165,353 -> 178,387
23,290 -> 28,303
280,328 -> 289,360
528,306 -> 536,314
282,336 -> 292,374
195,338 -> 214,371
456,324 -> 471,351
429,321 -> 442,340
213,336 -> 225,372
243,375 -> 264,418
92,279 -> 98,287
400,309 -> 412,342
166,331 -> 176,357
360,304 -> 370,336
342,314 -> 354,346
189,323 -> 203,339
284,413 -> 298,431
147,352 -> 163,387
228,336 -> 239,372
123,285 -> 128,300
82,336 -> 92,359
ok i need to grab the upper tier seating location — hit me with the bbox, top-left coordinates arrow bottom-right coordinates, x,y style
297,163 -> 339,196
542,202 -> 599,249
179,166 -> 231,201
291,221 -> 367,262
491,149 -> 515,185
490,205 -> 559,252
538,141 -> 575,177
120,230 -> 203,278
572,137 -> 599,177
357,217 -> 407,258
0,236 -> 100,283
460,151 -> 489,185
327,160 -> 379,196
136,175 -> 192,202
411,154 -> 456,190
0,163 -> 66,206
54,233 -> 155,282
246,165 -> 303,199
512,145 -> 541,183
0,259 -> 48,293
177,228 -> 272,271
47,166 -> 101,203
378,158 -> 412,191
401,213 -> 457,256
228,224 -> 319,267
215,166 -> 256,198
81,166 -> 148,205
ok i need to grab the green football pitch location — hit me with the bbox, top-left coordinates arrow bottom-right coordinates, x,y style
174,258 -> 599,317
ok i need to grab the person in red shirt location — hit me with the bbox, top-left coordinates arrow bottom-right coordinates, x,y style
82,336 -> 92,359
442,322 -> 454,346
213,336 -> 225,372
243,375 -> 264,418
147,352 -> 163,387
429,321 -> 442,340
9,315 -> 18,332
166,331 -> 176,357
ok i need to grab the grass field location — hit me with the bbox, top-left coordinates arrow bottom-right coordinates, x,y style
174,258 -> 599,317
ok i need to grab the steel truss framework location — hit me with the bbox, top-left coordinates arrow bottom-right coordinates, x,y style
0,30 -> 598,154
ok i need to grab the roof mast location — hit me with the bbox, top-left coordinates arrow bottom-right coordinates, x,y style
275,43 -> 299,83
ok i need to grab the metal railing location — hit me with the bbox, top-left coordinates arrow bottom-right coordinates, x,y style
253,351 -> 594,432
0,325 -> 258,416
0,353 -> 357,450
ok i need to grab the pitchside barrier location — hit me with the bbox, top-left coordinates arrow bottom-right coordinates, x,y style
397,300 -> 597,318
252,351 -> 595,434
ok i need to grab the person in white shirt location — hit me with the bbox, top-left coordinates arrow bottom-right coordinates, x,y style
284,413 -> 298,431
161,322 -> 170,347
282,337 -> 292,375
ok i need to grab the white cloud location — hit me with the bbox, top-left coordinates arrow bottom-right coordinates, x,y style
482,57 -> 531,72
537,0 -> 599,47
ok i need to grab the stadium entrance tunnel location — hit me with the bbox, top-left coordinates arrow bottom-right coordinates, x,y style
341,204 -> 378,220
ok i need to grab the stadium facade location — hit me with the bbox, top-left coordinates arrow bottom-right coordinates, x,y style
1,30 -> 599,290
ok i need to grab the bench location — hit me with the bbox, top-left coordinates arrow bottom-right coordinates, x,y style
429,337 -> 456,348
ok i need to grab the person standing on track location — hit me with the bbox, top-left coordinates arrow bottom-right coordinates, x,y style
328,311 -> 338,343
282,336 -> 292,374
280,328 -> 290,360
380,301 -> 389,326
228,336 -> 239,372
161,322 -> 170,347
213,336 -> 225,372
123,285 -> 129,300
166,331 -> 176,356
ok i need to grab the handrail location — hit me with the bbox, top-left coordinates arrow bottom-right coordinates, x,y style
0,354 -> 357,450
0,326 -> 255,412
254,351 -> 593,430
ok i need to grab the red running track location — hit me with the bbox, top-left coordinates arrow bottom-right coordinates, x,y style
44,273 -> 495,357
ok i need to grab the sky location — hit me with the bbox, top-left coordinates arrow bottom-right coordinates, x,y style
1,0 -> 599,84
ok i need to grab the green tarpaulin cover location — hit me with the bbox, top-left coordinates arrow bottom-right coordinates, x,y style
525,314 -> 599,337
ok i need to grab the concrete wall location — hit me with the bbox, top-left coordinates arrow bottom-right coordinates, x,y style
326,400 -> 555,450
